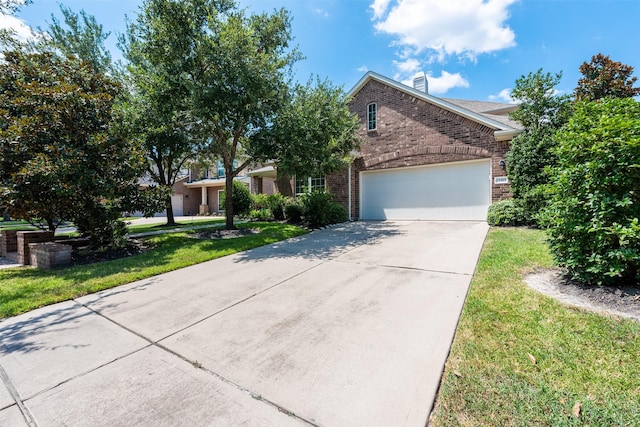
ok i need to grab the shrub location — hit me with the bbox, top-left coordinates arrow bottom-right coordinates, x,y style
285,201 -> 303,223
541,98 -> 640,285
219,181 -> 252,217
267,193 -> 287,220
249,208 -> 272,221
251,193 -> 270,211
487,199 -> 528,227
300,190 -> 347,228
327,202 -> 348,224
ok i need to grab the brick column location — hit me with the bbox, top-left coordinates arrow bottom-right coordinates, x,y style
17,231 -> 54,265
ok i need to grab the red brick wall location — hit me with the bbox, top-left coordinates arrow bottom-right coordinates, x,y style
328,79 -> 512,216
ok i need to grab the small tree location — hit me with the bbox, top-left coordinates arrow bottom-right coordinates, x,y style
253,77 -> 361,193
541,98 -> 640,285
506,69 -> 572,222
575,53 -> 640,101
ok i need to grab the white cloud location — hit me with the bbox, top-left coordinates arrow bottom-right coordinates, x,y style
0,12 -> 33,41
489,88 -> 515,103
392,58 -> 420,74
399,70 -> 469,94
370,0 -> 392,20
314,8 -> 329,18
357,65 -> 369,73
372,0 -> 517,62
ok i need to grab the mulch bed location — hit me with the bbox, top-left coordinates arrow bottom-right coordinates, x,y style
191,228 -> 259,240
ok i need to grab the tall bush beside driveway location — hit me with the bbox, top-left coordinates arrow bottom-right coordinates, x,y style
541,98 -> 640,285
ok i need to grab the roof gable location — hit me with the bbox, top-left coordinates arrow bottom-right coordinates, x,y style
348,71 -> 523,140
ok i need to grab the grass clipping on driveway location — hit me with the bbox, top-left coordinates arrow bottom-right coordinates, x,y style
430,228 -> 640,426
0,222 -> 306,319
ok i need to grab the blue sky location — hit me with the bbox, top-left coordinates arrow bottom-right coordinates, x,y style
6,0 -> 640,102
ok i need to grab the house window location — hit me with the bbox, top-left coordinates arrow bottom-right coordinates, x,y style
367,103 -> 377,131
217,159 -> 239,178
295,176 -> 326,195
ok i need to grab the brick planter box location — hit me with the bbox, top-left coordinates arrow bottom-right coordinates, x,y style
17,231 -> 54,265
29,242 -> 72,269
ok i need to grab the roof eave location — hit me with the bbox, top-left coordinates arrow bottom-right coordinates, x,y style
494,129 -> 522,142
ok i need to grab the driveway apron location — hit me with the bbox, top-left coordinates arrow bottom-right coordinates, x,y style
0,220 -> 488,426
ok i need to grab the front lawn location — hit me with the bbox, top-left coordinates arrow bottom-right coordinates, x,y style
125,217 -> 225,234
430,228 -> 640,426
0,222 -> 306,319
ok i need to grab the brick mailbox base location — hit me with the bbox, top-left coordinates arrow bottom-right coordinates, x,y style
18,231 -> 55,265
29,242 -> 72,269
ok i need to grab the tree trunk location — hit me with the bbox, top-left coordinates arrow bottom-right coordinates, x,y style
165,195 -> 176,226
276,173 -> 293,197
225,174 -> 235,229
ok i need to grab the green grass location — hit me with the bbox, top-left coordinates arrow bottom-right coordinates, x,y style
0,220 -> 36,232
430,228 -> 640,426
125,217 -> 225,234
0,222 -> 306,319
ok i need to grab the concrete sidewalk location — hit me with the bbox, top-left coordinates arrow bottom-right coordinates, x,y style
0,221 -> 488,426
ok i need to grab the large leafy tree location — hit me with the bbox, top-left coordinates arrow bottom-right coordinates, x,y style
123,0 -> 301,229
541,98 -> 640,285
506,69 -> 572,222
253,77 -> 360,194
119,0 -> 225,225
0,49 -> 146,247
575,53 -> 640,101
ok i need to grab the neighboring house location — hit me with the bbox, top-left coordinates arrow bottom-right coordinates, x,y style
326,71 -> 523,221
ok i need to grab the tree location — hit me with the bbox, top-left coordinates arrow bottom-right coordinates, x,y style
575,53 -> 640,101
253,77 -> 361,193
44,5 -> 113,74
506,69 -> 572,222
0,49 -> 146,247
119,0 -> 208,225
182,1 -> 300,229
541,98 -> 640,285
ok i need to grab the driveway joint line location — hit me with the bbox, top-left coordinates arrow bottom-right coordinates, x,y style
154,260 -> 325,343
0,363 -> 37,427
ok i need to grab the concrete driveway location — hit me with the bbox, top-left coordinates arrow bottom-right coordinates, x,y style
0,221 -> 488,426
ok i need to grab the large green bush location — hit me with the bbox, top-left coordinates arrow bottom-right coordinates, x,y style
487,199 -> 528,227
300,190 -> 347,228
220,181 -> 252,217
541,98 -> 640,285
267,193 -> 287,220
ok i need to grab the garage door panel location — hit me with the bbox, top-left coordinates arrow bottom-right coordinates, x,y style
360,161 -> 491,221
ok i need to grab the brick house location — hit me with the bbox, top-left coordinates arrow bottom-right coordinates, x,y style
327,71 -> 522,221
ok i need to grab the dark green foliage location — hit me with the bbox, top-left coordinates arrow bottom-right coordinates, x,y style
299,190 -> 347,229
487,199 -> 529,227
541,98 -> 640,285
284,201 -> 303,223
507,69 -> 572,223
251,194 -> 270,211
0,49 -> 145,247
45,5 -> 113,74
220,181 -> 252,217
253,77 -> 360,179
249,208 -> 271,221
267,193 -> 287,220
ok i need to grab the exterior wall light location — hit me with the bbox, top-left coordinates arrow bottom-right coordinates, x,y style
499,160 -> 506,170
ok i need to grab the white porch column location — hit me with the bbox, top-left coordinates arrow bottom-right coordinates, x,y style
201,186 -> 208,205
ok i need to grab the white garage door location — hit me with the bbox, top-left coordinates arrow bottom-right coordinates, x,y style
360,160 -> 491,220
171,194 -> 184,217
